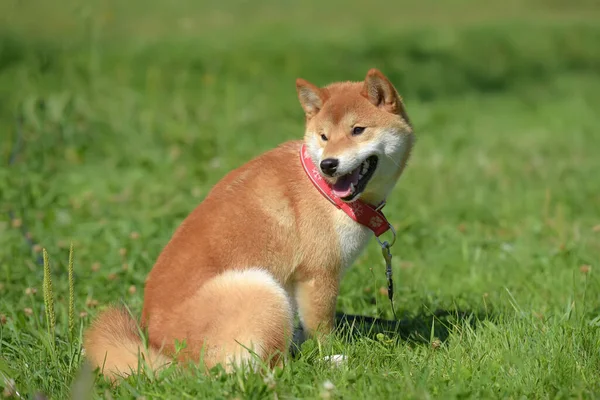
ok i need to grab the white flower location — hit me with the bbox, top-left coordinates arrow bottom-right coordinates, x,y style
353,203 -> 364,217
369,216 -> 383,228
323,380 -> 335,391
312,167 -> 323,181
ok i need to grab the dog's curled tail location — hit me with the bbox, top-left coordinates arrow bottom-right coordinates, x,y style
83,307 -> 170,381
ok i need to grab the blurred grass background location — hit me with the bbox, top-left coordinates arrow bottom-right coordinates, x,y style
1,0 -> 600,398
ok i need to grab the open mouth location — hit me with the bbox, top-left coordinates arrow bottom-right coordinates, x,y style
331,156 -> 378,201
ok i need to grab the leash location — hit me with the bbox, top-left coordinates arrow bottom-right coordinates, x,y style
7,113 -> 44,266
376,226 -> 397,320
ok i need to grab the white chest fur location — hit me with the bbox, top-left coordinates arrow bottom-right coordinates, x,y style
332,209 -> 373,270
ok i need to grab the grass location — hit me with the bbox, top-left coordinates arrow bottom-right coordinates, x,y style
1,0 -> 600,398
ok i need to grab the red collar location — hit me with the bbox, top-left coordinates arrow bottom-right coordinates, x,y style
300,144 -> 391,237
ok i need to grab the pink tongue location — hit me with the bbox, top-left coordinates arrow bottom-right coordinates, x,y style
332,166 -> 361,198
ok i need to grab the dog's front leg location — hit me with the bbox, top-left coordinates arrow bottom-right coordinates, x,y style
294,274 -> 339,340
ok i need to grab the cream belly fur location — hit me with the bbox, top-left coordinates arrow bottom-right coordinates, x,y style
82,68 -> 414,382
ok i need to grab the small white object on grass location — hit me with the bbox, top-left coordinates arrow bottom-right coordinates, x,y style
323,354 -> 347,366
322,380 -> 335,390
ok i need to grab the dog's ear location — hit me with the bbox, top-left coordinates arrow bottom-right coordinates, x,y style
296,78 -> 328,119
361,69 -> 409,122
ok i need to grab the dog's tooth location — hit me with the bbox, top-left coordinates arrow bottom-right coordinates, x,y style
349,182 -> 355,192
361,162 -> 368,175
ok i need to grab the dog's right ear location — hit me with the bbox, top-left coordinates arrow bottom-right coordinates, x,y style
296,79 -> 328,119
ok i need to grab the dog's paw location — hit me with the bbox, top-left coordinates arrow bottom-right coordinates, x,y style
323,354 -> 347,367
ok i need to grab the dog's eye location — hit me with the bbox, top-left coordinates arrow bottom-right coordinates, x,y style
320,134 -> 328,141
352,127 -> 366,136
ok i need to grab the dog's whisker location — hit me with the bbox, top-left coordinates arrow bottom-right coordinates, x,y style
385,154 -> 402,169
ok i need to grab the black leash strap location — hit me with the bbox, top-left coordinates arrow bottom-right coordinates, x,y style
380,240 -> 397,320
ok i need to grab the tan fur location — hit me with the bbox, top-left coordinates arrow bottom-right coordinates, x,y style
83,307 -> 170,379
83,69 -> 414,381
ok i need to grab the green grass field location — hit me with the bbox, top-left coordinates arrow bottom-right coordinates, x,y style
1,0 -> 600,398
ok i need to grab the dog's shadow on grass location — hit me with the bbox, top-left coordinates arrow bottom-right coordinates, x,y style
291,309 -> 491,355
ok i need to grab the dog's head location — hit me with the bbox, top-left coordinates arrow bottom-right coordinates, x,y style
296,69 -> 414,205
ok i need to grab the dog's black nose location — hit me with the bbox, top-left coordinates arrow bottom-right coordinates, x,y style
320,158 -> 339,176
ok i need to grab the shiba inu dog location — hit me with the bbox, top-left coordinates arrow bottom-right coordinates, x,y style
84,68 -> 414,380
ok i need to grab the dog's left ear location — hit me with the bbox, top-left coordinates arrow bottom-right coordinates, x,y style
361,69 -> 409,122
